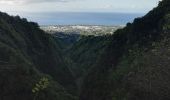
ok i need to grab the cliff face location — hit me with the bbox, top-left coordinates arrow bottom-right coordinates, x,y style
80,0 -> 170,100
0,12 -> 77,100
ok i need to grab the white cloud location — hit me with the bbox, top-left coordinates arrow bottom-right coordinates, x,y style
0,0 -> 160,13
0,0 -> 72,5
103,5 -> 113,9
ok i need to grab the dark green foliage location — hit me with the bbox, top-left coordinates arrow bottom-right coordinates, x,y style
67,35 -> 110,76
54,32 -> 81,49
162,14 -> 170,31
80,0 -> 170,100
64,35 -> 110,92
0,11 -> 77,100
1,0 -> 170,100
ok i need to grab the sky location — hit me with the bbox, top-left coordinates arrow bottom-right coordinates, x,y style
0,0 -> 161,25
0,0 -> 161,14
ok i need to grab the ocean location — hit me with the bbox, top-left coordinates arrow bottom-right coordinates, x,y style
21,12 -> 144,25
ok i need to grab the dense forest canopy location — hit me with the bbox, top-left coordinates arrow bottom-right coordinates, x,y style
0,0 -> 169,100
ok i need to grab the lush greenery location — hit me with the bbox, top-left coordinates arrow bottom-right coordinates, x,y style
80,0 -> 170,100
0,0 -> 170,100
64,35 -> 111,91
0,12 -> 77,100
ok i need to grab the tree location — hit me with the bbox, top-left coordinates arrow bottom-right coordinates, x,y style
32,77 -> 49,100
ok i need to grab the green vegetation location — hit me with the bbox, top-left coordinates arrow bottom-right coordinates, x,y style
0,0 -> 170,100
32,77 -> 49,100
79,0 -> 170,100
0,12 -> 76,100
64,35 -> 111,91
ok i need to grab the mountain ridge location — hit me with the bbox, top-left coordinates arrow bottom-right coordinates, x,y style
79,0 -> 170,100
0,0 -> 169,100
0,11 -> 77,100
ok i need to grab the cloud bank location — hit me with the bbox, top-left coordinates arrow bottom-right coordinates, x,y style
0,0 -> 72,5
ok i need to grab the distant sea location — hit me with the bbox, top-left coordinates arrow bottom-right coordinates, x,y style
20,12 -> 144,25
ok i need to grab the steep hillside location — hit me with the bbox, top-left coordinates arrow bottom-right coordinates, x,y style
0,0 -> 170,100
64,35 -> 110,91
80,0 -> 170,100
53,32 -> 81,50
0,12 -> 77,100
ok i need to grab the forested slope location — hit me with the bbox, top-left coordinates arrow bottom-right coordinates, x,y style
0,0 -> 170,100
0,12 -> 77,100
80,0 -> 170,100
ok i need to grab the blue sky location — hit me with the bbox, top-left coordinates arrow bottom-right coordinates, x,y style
0,0 -> 160,14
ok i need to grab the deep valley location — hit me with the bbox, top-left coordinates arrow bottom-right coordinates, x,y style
0,0 -> 170,100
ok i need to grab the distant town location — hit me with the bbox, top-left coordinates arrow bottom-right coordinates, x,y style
41,25 -> 125,36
